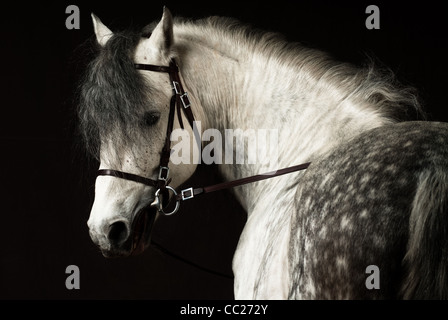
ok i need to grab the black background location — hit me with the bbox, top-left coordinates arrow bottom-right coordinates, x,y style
1,0 -> 447,300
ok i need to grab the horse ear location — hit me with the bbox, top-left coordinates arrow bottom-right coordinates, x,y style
148,7 -> 174,57
91,13 -> 113,47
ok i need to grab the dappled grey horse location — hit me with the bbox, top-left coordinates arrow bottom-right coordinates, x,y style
79,8 -> 448,299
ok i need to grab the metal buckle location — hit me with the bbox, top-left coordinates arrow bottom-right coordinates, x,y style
158,166 -> 170,181
181,187 -> 194,200
172,81 -> 181,94
180,92 -> 191,109
151,186 -> 180,216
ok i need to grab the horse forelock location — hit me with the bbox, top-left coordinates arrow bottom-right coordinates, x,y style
78,29 -> 154,159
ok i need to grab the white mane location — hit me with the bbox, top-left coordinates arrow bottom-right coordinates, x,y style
163,16 -> 422,203
173,16 -> 421,121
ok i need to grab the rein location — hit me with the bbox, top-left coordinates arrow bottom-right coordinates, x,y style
97,58 -> 311,215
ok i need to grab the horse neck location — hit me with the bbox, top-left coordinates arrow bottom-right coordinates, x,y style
174,22 -> 391,210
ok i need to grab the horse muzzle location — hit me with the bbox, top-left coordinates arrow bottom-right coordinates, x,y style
88,205 -> 158,258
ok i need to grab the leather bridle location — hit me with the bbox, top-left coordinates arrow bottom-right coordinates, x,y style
97,58 -> 310,216
98,59 -> 195,215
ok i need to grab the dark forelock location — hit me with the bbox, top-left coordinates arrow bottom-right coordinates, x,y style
78,30 -> 152,159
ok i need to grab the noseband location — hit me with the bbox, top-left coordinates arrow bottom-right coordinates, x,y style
97,58 -> 311,216
98,58 -> 195,215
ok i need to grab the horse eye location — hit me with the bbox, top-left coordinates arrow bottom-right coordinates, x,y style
143,112 -> 160,126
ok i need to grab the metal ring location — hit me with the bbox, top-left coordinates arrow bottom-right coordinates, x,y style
153,186 -> 180,216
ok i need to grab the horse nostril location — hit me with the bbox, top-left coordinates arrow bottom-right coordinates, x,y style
108,221 -> 129,245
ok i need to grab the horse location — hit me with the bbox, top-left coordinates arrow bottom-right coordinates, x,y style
78,8 -> 448,299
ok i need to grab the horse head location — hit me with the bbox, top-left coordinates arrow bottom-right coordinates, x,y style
80,8 -> 198,257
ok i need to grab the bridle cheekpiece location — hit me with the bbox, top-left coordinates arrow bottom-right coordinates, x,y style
97,58 -> 195,216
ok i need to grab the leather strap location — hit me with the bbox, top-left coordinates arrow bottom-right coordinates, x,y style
99,59 -> 195,190
176,162 -> 311,201
135,60 -> 195,129
97,169 -> 159,187
134,63 -> 178,74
